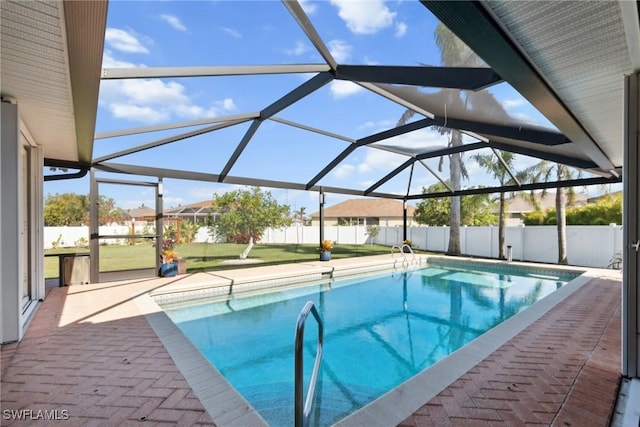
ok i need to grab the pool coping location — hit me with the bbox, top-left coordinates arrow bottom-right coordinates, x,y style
135,292 -> 270,426
136,256 -> 600,427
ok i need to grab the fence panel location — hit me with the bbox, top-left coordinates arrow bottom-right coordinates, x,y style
45,224 -> 623,268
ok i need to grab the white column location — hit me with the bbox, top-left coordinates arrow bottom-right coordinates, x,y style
623,73 -> 640,378
30,145 -> 45,301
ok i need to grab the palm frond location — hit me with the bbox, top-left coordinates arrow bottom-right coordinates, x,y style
396,109 -> 416,127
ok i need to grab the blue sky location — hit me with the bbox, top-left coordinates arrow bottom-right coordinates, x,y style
43,0 -> 617,214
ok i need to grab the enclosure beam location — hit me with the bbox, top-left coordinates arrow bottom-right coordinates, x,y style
283,0 -> 338,69
94,119 -> 247,163
335,65 -> 502,90
421,0 -> 615,171
95,113 -> 259,140
405,176 -> 621,200
101,64 -> 331,80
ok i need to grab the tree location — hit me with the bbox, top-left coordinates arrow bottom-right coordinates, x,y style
292,206 -> 308,225
522,192 -> 622,225
414,182 -> 496,226
44,193 -> 88,226
365,225 -> 380,246
44,192 -> 128,226
397,24 -> 490,255
525,162 -> 579,264
473,151 -> 524,259
208,187 -> 291,244
180,220 -> 200,244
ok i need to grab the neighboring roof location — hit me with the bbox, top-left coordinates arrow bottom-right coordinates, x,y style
164,200 -> 215,216
503,192 -> 589,214
128,206 -> 155,218
310,199 -> 415,219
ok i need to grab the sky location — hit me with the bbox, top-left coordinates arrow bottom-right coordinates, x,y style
43,0 -> 620,214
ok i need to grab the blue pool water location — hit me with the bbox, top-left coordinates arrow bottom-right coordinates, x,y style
159,263 -> 578,426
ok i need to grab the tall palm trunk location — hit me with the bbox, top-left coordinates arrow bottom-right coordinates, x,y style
447,132 -> 463,255
555,165 -> 569,264
498,192 -> 506,259
556,186 -> 568,264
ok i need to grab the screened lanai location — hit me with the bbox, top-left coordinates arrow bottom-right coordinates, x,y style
87,0 -> 620,201
2,0 -> 640,405
77,0 -> 625,285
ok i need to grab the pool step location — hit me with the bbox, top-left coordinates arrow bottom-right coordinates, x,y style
239,381 -> 382,427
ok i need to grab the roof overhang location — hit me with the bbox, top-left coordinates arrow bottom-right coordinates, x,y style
1,0 -> 107,165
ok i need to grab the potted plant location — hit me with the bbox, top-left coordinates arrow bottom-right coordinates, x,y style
402,239 -> 413,253
160,238 -> 179,277
320,239 -> 334,261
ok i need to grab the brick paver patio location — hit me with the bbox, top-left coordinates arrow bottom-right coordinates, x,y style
399,277 -> 621,427
0,263 -> 623,426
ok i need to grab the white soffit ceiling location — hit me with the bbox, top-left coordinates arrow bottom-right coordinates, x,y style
0,0 -> 105,164
485,0 -> 638,168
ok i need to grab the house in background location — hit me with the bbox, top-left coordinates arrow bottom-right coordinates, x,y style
501,192 -> 589,226
310,199 -> 415,227
164,200 -> 217,224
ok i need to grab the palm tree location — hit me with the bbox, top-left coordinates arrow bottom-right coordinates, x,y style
473,151 -> 511,259
525,162 -> 578,265
473,150 -> 526,259
292,206 -> 307,226
397,24 -> 488,255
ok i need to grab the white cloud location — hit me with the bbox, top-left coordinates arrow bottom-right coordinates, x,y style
102,50 -> 141,68
332,164 -> 355,179
160,14 -> 187,32
395,22 -> 407,38
379,128 -> 450,152
330,80 -> 363,98
218,98 -> 236,111
358,119 -> 394,130
299,0 -> 317,15
511,112 -> 539,125
285,40 -> 309,56
360,148 -> 406,172
358,163 -> 372,174
502,98 -> 525,110
330,0 -> 396,34
222,27 -> 242,38
120,79 -> 191,106
100,70 -> 237,124
328,39 -> 352,63
105,28 -> 149,54
109,103 -> 169,123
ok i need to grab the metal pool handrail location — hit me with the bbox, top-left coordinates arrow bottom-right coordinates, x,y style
294,301 -> 324,427
391,244 -> 418,267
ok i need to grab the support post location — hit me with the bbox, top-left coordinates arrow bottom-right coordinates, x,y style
156,178 -> 164,275
403,200 -> 408,242
623,73 -> 640,378
89,169 -> 99,283
319,189 -> 325,255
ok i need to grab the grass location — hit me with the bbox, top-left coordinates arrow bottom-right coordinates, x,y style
44,242 -> 396,278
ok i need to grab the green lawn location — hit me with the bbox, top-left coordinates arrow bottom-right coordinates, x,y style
44,243 -> 396,278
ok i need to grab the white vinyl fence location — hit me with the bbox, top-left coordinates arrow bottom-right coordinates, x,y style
45,224 -> 622,269
375,224 -> 623,268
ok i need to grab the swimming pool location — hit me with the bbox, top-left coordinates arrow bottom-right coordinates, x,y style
157,260 -> 581,426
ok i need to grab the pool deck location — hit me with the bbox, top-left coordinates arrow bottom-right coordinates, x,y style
0,255 -> 626,426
